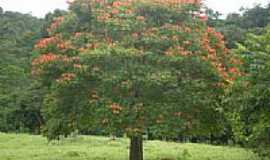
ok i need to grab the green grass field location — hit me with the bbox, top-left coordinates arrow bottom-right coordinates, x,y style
0,133 -> 260,160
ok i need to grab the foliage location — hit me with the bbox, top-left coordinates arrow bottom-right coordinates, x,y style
226,28 -> 270,158
0,9 -> 43,132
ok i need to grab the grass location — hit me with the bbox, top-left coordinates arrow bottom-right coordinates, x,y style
0,133 -> 260,160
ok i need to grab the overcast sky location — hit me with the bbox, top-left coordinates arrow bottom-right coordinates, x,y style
0,0 -> 269,18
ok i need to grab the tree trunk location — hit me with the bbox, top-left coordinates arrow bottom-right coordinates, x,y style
129,136 -> 143,160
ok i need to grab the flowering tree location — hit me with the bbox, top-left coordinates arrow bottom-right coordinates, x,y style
32,0 -> 240,160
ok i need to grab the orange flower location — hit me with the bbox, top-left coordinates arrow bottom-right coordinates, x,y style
56,73 -> 76,83
57,43 -> 65,49
32,53 -> 59,66
47,16 -> 65,34
111,9 -> 120,15
73,64 -> 83,69
109,103 -> 123,114
34,37 -> 59,49
74,32 -> 83,37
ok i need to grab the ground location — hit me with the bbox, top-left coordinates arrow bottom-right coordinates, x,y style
0,133 -> 260,160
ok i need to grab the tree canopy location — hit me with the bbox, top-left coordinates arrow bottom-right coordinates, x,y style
31,1 -> 240,159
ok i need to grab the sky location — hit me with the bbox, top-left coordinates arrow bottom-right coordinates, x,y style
0,0 -> 269,18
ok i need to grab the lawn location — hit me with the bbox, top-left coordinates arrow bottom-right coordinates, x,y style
0,133 -> 260,160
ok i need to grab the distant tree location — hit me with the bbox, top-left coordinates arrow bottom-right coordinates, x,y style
208,3 -> 270,49
205,7 -> 222,27
0,7 -> 3,14
240,4 -> 270,29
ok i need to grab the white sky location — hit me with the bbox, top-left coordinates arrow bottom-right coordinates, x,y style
206,0 -> 270,16
0,0 -> 269,18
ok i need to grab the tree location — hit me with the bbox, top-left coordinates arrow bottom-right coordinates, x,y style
226,28 -> 270,158
0,7 -> 3,15
205,7 -> 222,27
240,4 -> 270,29
32,0 -> 240,160
209,2 -> 270,49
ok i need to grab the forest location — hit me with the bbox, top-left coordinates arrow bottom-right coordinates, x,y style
0,1 -> 269,160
